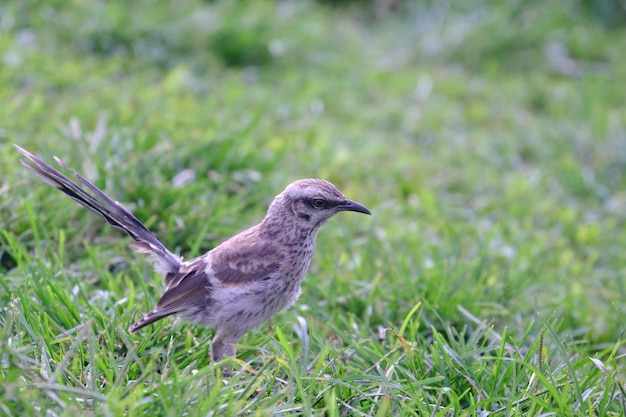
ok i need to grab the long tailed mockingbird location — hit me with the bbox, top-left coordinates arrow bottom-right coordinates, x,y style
15,145 -> 371,361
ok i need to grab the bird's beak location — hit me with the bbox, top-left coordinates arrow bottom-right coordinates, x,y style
338,199 -> 371,215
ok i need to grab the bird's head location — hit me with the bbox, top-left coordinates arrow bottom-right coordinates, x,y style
270,179 -> 371,229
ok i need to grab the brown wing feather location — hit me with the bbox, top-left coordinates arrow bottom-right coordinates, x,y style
130,235 -> 283,332
129,268 -> 209,333
211,241 -> 282,285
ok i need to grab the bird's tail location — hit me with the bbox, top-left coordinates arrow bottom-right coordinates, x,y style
15,145 -> 182,276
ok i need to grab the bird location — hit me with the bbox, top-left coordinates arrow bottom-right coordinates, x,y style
15,145 -> 371,362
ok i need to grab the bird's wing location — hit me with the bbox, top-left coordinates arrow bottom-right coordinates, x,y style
210,240 -> 283,285
129,242 -> 283,332
129,264 -> 209,333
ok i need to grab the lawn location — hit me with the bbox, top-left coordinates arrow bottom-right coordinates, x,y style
2,0 -> 626,415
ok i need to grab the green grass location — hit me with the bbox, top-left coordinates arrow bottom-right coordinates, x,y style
2,0 -> 626,415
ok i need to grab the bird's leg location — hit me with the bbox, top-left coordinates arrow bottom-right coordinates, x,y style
211,335 -> 238,376
211,336 -> 229,361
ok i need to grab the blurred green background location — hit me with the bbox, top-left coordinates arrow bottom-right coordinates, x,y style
2,0 -> 626,415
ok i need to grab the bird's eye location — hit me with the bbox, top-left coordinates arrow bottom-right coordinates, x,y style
311,198 -> 326,209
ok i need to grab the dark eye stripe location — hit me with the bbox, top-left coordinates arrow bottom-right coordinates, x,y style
305,198 -> 324,209
303,198 -> 343,209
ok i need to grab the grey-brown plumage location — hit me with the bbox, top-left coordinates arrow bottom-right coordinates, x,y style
15,145 -> 371,361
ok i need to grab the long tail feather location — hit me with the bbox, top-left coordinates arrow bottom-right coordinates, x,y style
15,145 -> 182,276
